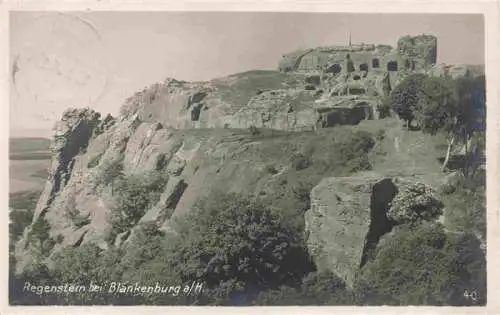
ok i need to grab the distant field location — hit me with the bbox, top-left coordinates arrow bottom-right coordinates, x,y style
9,152 -> 53,160
9,137 -> 51,193
9,137 -> 51,152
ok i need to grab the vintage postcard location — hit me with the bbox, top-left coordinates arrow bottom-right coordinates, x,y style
1,0 -> 499,314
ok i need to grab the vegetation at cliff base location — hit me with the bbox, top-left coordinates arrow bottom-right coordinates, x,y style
8,46 -> 487,307
356,223 -> 486,306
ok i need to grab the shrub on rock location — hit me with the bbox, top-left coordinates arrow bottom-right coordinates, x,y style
387,182 -> 443,224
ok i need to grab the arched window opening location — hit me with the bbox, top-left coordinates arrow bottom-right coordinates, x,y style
387,61 -> 398,71
326,63 -> 342,75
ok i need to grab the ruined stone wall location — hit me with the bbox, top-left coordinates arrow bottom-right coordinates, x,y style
397,34 -> 437,70
279,34 -> 438,73
295,48 -> 408,74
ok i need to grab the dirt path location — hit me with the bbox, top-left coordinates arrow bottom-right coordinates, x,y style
361,118 -> 446,187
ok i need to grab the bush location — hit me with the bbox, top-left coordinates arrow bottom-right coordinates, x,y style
441,173 -> 486,241
96,159 -> 124,187
87,153 -> 103,168
66,197 -> 91,229
108,171 -> 168,242
390,73 -> 428,127
387,182 -> 444,224
249,125 -> 260,136
9,208 -> 35,243
118,222 -> 166,281
334,130 -> 375,173
356,223 -> 486,305
54,234 -> 64,244
163,192 -> 314,304
28,216 -> 51,246
375,129 -> 386,142
265,164 -> 279,174
52,243 -> 103,284
290,152 -> 311,171
378,97 -> 392,118
49,243 -> 113,304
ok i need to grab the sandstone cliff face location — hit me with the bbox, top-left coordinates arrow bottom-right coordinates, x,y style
117,71 -> 323,132
231,89 -> 318,131
17,106 -> 381,273
116,69 -> 392,134
14,35 -> 484,276
33,108 -> 104,222
16,108 -> 113,271
305,174 -> 443,288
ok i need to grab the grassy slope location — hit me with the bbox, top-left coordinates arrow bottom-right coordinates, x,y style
211,70 -> 304,112
359,117 -> 447,186
171,118 -> 446,235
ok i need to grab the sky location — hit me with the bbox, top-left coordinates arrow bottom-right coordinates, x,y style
9,12 -> 485,138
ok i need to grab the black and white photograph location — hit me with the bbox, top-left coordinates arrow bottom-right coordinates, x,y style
4,5 -> 495,309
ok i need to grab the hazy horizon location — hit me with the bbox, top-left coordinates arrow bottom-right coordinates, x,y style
10,12 -> 485,138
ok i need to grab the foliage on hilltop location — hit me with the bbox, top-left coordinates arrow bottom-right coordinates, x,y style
389,74 -> 485,172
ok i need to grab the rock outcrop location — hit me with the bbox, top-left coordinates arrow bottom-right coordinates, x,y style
33,108 -> 103,222
397,34 -> 437,70
230,89 -> 318,131
305,174 -> 443,288
314,96 -> 380,127
428,63 -> 485,79
17,113 -> 378,273
14,33 -> 483,276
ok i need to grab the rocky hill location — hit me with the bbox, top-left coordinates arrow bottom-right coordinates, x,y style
13,34 -> 485,296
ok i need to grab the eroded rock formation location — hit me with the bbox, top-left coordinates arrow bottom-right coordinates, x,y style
305,174 -> 443,288
14,33 -> 482,276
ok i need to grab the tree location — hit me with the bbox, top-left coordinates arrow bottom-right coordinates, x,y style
165,192 -> 314,304
390,73 -> 428,128
415,76 -> 460,171
52,243 -> 103,284
107,171 -> 168,242
97,159 -> 124,192
356,223 -> 486,305
454,75 -> 486,177
334,130 -> 375,173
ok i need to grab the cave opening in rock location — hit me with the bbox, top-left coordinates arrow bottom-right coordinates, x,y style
326,63 -> 342,75
387,61 -> 398,71
319,106 -> 368,128
191,103 -> 204,121
360,179 -> 398,267
349,87 -> 366,95
359,63 -> 369,72
372,58 -> 380,68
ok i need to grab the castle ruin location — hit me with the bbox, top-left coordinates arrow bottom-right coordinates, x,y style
276,34 -> 438,128
279,34 -> 437,75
